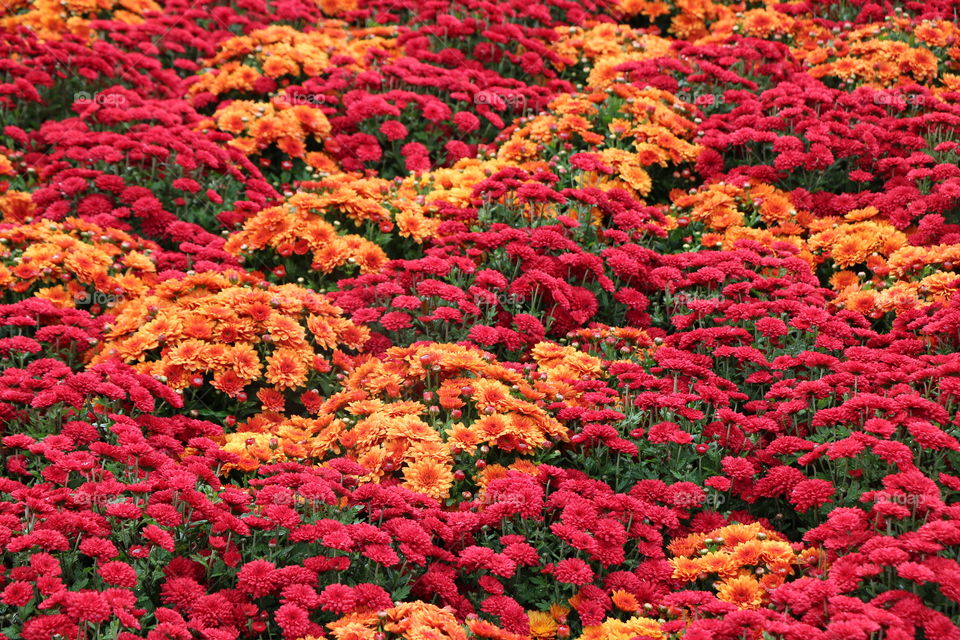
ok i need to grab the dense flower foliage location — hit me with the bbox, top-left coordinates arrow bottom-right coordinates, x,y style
2,0 -> 960,639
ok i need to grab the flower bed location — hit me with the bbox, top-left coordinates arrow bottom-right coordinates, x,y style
1,1 -> 959,639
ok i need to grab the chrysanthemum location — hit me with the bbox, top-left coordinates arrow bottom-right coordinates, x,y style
553,558 -> 594,585
266,348 -> 309,389
402,458 -> 454,500
716,574 -> 764,610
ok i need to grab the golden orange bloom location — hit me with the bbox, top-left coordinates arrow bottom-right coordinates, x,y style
845,206 -> 880,221
381,602 -> 466,640
760,540 -> 797,566
0,190 -> 36,222
829,270 -> 861,291
729,539 -> 764,566
696,551 -> 738,579
266,348 -> 310,390
842,288 -> 878,314
328,622 -> 377,640
577,615 -> 664,640
716,575 -> 764,610
670,556 -> 702,582
611,589 -> 640,612
528,611 -> 558,639
402,458 -> 454,500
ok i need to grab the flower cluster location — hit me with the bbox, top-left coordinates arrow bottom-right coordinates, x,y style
90,271 -> 368,417
668,523 -> 817,610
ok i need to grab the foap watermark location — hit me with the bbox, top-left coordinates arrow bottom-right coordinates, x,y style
666,292 -> 720,307
472,290 -> 525,307
74,291 -> 125,306
474,91 -> 528,110
473,492 -> 528,508
674,491 -> 727,510
262,490 -> 337,510
70,492 -> 135,508
873,93 -> 928,107
873,492 -> 926,506
276,93 -> 333,107
677,89 -> 726,107
74,92 -> 128,108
